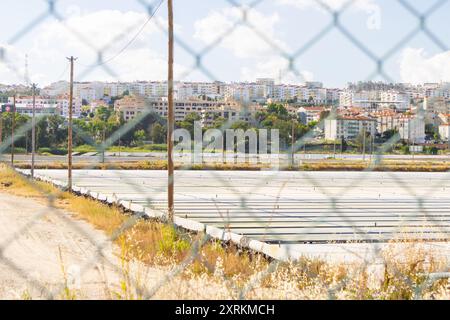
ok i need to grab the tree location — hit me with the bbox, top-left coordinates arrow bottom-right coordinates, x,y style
212,116 -> 226,129
177,113 -> 201,136
319,110 -> 330,121
151,123 -> 166,144
267,103 -> 288,118
355,130 -> 371,153
133,129 -> 146,146
230,121 -> 250,131
382,129 -> 398,141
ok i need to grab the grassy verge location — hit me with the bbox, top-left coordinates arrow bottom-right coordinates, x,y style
1,163 -> 450,299
73,144 -> 167,154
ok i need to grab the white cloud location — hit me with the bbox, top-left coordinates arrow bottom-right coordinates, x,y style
241,56 -> 313,84
194,7 -> 287,59
0,44 -> 27,84
194,6 -> 312,83
400,48 -> 450,85
277,0 -> 377,12
0,10 -> 187,85
277,0 -> 381,30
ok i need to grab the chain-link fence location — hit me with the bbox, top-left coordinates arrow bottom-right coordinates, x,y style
1,0 -> 450,300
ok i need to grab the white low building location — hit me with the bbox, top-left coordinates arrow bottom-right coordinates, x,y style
7,95 -> 82,118
439,124 -> 450,142
396,114 -> 426,144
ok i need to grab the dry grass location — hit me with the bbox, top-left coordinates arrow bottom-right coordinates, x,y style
12,159 -> 450,172
300,160 -> 450,172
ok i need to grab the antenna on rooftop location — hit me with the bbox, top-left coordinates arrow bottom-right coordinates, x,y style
24,54 -> 30,87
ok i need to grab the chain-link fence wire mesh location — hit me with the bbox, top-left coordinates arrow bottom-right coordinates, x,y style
0,0 -> 450,299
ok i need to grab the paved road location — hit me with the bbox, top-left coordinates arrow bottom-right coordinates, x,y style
23,169 -> 450,261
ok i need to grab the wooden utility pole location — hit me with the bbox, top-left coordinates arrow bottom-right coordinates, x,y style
167,0 -> 175,223
362,127 -> 366,162
67,56 -> 76,191
0,109 -> 3,146
333,139 -> 336,159
11,94 -> 16,166
31,83 -> 37,179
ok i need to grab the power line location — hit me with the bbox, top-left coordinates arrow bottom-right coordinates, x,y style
79,0 -> 164,68
54,63 -> 70,82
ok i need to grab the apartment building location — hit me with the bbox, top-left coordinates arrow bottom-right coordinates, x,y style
41,81 -> 69,97
7,95 -> 82,118
439,124 -> 450,142
176,81 -> 224,100
324,116 -> 377,140
113,95 -> 147,121
371,110 -> 426,143
225,82 -> 269,103
340,90 -> 409,111
298,106 -> 327,124
114,95 -> 238,122
201,105 -> 261,127
396,114 -> 426,144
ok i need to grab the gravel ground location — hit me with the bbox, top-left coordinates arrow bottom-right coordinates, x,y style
0,192 -> 151,299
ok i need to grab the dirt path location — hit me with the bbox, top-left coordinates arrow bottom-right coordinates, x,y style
0,192 -> 158,299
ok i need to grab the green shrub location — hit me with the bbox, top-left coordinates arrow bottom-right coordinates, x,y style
74,144 -> 97,154
157,225 -> 190,256
2,147 -> 27,154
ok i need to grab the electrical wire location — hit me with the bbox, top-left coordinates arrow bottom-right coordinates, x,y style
79,0 -> 164,68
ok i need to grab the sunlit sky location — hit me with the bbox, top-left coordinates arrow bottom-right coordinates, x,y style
0,0 -> 449,87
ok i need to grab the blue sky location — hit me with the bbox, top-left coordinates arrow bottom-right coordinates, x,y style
0,0 -> 449,87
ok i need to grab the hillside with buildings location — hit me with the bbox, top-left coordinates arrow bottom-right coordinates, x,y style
2,79 -> 450,152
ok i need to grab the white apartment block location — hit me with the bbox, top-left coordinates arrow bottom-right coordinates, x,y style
114,95 -> 238,122
423,97 -> 450,115
153,99 -> 237,122
74,83 -> 102,102
298,106 -> 327,124
225,82 -> 269,103
340,90 -> 409,111
8,95 -> 82,118
371,110 -> 426,144
7,96 -> 60,116
57,95 -> 82,118
41,79 -> 340,106
439,124 -> 450,142
201,106 -> 257,127
397,115 -> 426,144
176,81 -> 223,100
325,116 -> 377,140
